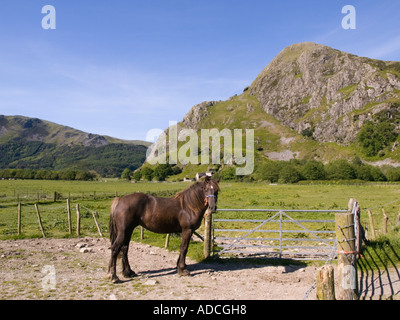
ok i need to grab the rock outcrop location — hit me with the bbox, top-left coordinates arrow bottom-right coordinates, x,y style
249,42 -> 400,145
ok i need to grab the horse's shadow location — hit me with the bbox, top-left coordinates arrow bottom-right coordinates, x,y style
138,257 -> 308,279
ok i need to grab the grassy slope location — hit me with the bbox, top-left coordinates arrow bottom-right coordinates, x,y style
181,91 -> 359,165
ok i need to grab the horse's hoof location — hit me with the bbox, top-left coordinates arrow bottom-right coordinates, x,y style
178,269 -> 191,277
111,276 -> 122,284
123,270 -> 137,278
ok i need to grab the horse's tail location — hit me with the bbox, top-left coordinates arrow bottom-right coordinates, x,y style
109,197 -> 120,245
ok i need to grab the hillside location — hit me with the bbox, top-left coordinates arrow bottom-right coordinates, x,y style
0,115 -> 150,177
175,42 -> 400,166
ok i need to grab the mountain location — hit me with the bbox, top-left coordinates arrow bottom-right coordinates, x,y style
177,42 -> 400,165
0,115 -> 151,177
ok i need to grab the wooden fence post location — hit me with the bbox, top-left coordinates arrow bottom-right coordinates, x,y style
17,202 -> 21,235
367,210 -> 376,240
397,206 -> 400,227
140,226 -> 144,240
67,199 -> 72,235
335,198 -> 358,300
76,204 -> 81,237
92,211 -> 103,237
316,265 -> 335,300
204,210 -> 212,259
165,234 -> 170,249
34,203 -> 46,238
382,208 -> 388,234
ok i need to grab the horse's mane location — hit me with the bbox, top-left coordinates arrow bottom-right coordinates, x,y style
173,179 -> 220,212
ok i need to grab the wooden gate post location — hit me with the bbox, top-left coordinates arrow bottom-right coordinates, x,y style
335,198 -> 358,300
316,265 -> 335,300
204,210 -> 212,259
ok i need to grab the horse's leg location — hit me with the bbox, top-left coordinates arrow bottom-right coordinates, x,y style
177,228 -> 193,276
121,226 -> 137,278
108,234 -> 124,283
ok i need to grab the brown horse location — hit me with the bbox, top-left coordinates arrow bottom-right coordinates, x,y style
107,176 -> 220,283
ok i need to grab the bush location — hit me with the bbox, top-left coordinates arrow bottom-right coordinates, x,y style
121,168 -> 132,181
357,121 -> 397,157
220,166 -> 237,180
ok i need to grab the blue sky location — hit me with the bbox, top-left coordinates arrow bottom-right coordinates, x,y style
1,0 -> 400,141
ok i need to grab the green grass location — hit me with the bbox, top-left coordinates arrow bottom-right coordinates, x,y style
1,179 -> 400,266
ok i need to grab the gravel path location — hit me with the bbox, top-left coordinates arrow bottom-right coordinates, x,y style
0,238 -> 398,300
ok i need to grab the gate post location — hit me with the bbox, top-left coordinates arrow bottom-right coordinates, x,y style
204,210 -> 212,259
335,198 -> 359,300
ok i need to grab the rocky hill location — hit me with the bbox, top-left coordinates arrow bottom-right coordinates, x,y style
178,42 -> 400,165
249,42 -> 400,145
0,115 -> 150,177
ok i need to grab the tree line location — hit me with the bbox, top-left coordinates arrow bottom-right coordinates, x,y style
0,168 -> 99,181
220,158 -> 400,183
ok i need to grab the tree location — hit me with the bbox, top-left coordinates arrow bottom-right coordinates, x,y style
255,161 -> 281,182
220,166 -> 236,180
121,168 -> 132,181
141,167 -> 154,181
279,163 -> 302,184
302,160 -> 326,180
154,164 -> 173,181
132,169 -> 142,181
384,166 -> 400,181
325,160 -> 355,180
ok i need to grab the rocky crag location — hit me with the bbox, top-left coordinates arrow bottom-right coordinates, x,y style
178,42 -> 400,163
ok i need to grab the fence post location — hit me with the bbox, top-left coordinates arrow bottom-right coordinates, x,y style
17,202 -> 21,235
92,211 -> 103,237
382,208 -> 388,234
67,198 -> 72,235
316,265 -> 335,300
165,234 -> 170,249
335,198 -> 358,300
367,210 -> 376,240
140,226 -> 144,240
76,204 -> 81,237
204,210 -> 212,259
34,203 -> 46,238
397,206 -> 400,227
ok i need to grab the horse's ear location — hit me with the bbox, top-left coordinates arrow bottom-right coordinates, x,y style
204,175 -> 211,183
216,177 -> 221,183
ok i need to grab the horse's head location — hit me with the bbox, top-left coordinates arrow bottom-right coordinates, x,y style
204,176 -> 220,213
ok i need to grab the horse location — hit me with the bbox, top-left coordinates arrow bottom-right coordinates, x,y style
107,176 -> 220,283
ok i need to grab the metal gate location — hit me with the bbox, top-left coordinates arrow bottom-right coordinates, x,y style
212,208 -> 347,261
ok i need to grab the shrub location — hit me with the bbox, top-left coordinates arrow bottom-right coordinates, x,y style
357,121 -> 397,157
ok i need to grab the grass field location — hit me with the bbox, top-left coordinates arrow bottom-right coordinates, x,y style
1,179 -> 400,267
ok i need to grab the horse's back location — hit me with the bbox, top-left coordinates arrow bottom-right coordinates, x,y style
112,193 -> 149,226
112,192 -> 184,234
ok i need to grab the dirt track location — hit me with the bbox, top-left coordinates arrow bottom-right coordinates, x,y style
0,238 -> 398,300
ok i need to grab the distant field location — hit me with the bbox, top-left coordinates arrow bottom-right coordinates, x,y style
1,179 -> 400,263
